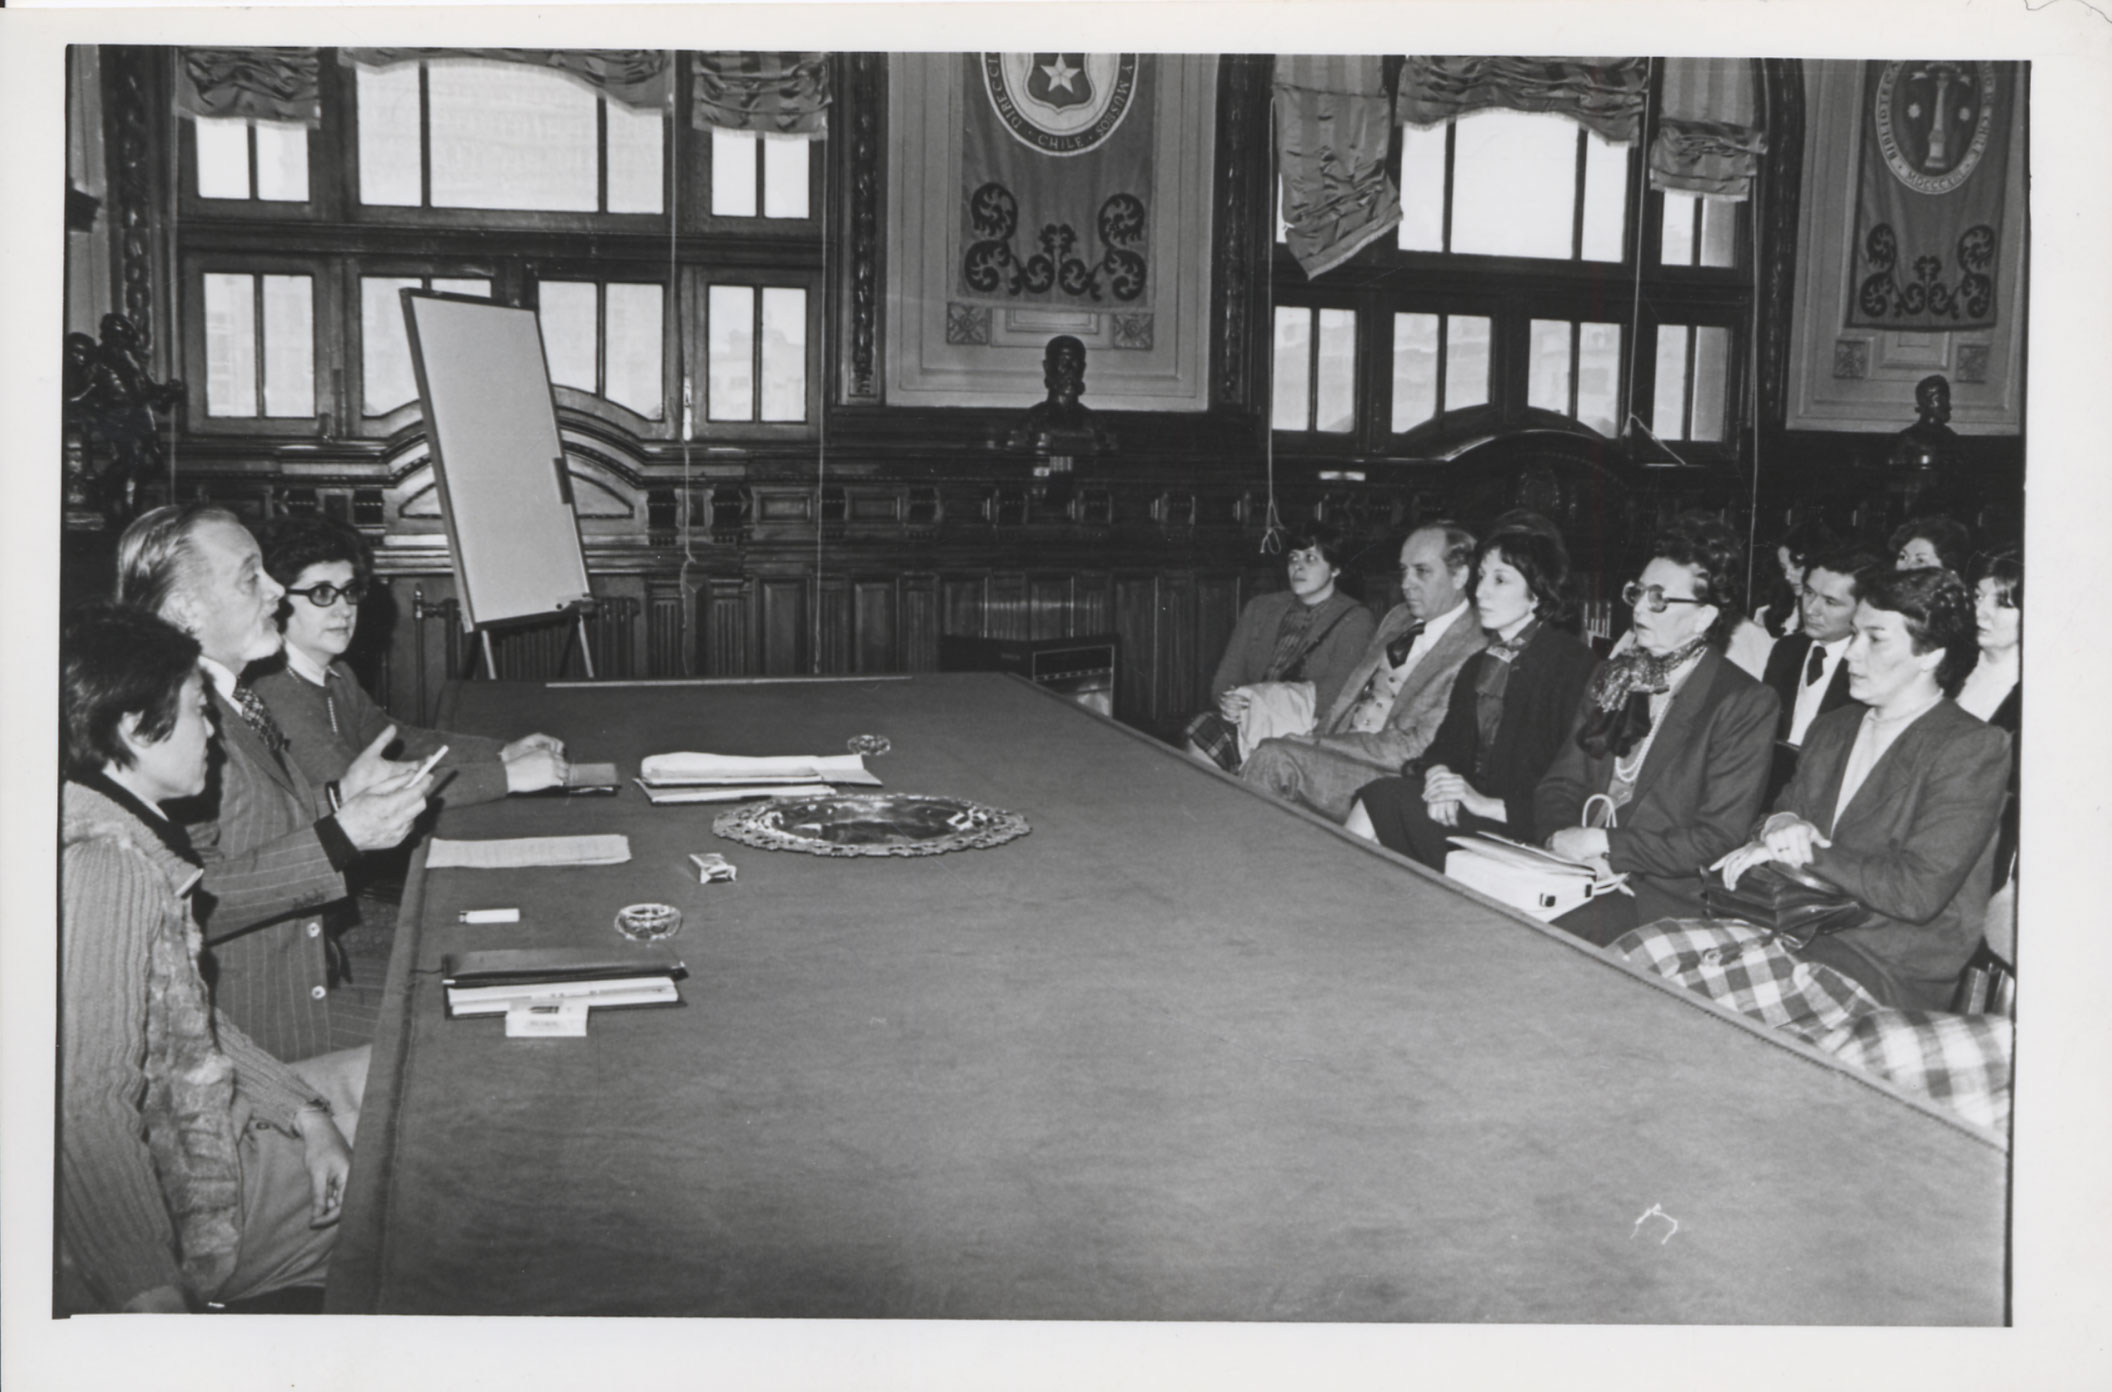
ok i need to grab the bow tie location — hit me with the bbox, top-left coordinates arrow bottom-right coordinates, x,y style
1384,623 -> 1427,668
231,684 -> 289,752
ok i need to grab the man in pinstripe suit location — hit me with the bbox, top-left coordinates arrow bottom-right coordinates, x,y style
118,503 -> 435,1062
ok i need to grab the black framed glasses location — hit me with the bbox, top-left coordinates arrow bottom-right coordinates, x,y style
1621,581 -> 1708,613
284,580 -> 369,608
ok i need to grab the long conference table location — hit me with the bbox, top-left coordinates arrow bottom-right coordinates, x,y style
326,673 -> 2007,1322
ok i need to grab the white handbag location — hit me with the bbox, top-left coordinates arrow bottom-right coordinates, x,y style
1442,796 -> 1630,922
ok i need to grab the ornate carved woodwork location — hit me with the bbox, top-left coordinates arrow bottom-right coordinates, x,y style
1757,59 -> 1805,428
841,52 -> 885,404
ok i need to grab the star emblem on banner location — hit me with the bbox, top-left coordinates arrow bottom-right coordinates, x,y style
1039,55 -> 1080,93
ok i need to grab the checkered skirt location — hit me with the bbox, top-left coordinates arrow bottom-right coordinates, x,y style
1613,919 -> 2012,1132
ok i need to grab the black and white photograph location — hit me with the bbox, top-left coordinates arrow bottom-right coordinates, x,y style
4,3 -> 2110,1388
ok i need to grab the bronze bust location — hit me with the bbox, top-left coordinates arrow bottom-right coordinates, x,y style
1007,335 -> 1115,457
1888,373 -> 1964,473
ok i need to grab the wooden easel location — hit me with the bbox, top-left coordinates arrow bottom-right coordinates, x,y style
470,602 -> 598,681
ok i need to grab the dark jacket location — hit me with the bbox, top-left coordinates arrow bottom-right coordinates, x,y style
1762,631 -> 1855,742
1205,589 -> 1377,721
1784,700 -> 2012,1010
1409,623 -> 1598,838
1534,645 -> 1780,925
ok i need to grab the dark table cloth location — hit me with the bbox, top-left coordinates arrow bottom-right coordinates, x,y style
327,674 -> 2005,1322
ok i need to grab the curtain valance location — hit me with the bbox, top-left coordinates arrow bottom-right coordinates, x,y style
1395,56 -> 1651,145
689,52 -> 830,136
340,48 -> 674,111
1650,58 -> 1765,200
176,47 -> 322,126
1273,55 -> 1402,279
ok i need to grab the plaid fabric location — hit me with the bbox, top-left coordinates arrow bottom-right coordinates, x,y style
1833,1011 -> 2014,1132
1184,710 -> 1243,772
1612,919 -> 1881,1049
1615,919 -> 2013,1131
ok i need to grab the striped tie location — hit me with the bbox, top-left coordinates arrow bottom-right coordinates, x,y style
232,684 -> 289,752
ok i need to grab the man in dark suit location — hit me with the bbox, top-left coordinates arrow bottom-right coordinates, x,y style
1759,547 -> 1880,802
118,503 -> 435,1061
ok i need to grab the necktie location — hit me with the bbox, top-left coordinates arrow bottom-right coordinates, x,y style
232,684 -> 289,751
1804,643 -> 1826,688
1384,623 -> 1427,669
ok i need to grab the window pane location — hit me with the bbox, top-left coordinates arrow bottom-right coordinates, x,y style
1527,319 -> 1572,417
1579,130 -> 1628,262
1450,111 -> 1575,260
254,122 -> 309,202
1390,312 -> 1439,433
1444,315 -> 1491,412
712,129 -> 758,217
1396,124 -> 1445,252
707,285 -> 756,421
260,274 -> 313,418
1660,192 -> 1697,266
194,117 -> 250,199
203,273 -> 257,417
759,287 -> 807,421
1314,309 -> 1356,433
605,100 -> 665,215
762,136 -> 810,219
1690,325 -> 1731,443
1576,322 -> 1623,435
429,62 -> 597,212
1653,324 -> 1690,437
430,277 -> 491,298
604,283 -> 664,418
1270,307 -> 1311,430
361,276 -> 423,416
1699,197 -> 1738,268
538,281 -> 599,393
1274,178 -> 1288,246
355,62 -> 422,207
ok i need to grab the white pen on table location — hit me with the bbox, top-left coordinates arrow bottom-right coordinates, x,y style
458,908 -> 521,924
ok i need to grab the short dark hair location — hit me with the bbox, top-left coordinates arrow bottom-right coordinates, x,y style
115,500 -> 242,620
1860,567 -> 1979,698
61,604 -> 202,779
1412,520 -> 1478,577
1972,546 -> 2022,610
1285,522 -> 1348,573
261,515 -> 371,589
1649,511 -> 1745,646
1773,518 -> 1841,569
1476,519 -> 1575,625
1802,546 -> 1885,601
1888,514 -> 1974,574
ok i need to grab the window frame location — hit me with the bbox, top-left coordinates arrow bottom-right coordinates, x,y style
529,264 -> 681,439
679,265 -> 825,440
179,251 -> 340,439
347,260 -> 506,439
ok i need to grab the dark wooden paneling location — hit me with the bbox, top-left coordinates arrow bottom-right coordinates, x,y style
941,577 -> 983,639
1193,574 -> 1246,699
985,573 -> 1028,642
759,576 -> 806,676
1112,574 -> 1164,733
703,577 -> 749,677
1027,576 -> 1071,641
852,578 -> 895,674
901,574 -> 940,673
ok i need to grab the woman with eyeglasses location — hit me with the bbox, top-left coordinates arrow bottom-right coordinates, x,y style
250,516 -> 569,803
1532,512 -> 1781,945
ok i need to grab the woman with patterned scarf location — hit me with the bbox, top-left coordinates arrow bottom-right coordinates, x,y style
1347,519 -> 1594,867
58,605 -> 367,1313
1532,513 -> 1781,946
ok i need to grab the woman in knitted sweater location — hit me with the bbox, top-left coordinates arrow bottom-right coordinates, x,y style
59,606 -> 367,1313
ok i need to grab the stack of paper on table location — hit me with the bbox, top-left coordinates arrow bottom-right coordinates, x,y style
635,751 -> 879,804
426,833 -> 631,869
442,945 -> 684,1018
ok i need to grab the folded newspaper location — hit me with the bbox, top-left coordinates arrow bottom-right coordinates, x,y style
638,751 -> 881,788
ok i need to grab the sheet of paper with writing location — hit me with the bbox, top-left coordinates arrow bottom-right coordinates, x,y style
425,833 -> 632,870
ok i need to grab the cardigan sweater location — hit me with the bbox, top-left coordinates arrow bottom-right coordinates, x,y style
252,658 -> 512,807
60,781 -> 323,1312
1204,589 -> 1378,724
1408,623 -> 1598,838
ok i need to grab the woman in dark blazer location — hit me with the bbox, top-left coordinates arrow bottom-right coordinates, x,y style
1183,524 -> 1377,772
1349,521 -> 1594,867
1535,513 -> 1781,945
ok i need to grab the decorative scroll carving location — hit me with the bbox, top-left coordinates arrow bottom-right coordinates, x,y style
842,52 -> 884,404
1757,59 -> 1804,428
110,50 -> 161,365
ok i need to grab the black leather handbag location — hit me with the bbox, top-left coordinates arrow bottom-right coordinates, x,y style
1700,861 -> 1865,949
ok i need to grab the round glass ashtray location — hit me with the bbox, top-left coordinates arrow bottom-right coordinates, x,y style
712,793 -> 1029,858
614,902 -> 683,941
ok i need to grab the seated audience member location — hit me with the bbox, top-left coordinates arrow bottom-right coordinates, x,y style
1759,546 -> 1882,801
253,516 -> 569,801
1182,524 -> 1377,773
1959,548 -> 2021,941
1347,520 -> 1595,867
1534,512 -> 1780,945
1754,519 -> 1841,640
117,502 -> 434,1061
1241,522 -> 1486,822
1890,513 -> 1973,573
58,606 -> 366,1314
1615,566 -> 2010,1024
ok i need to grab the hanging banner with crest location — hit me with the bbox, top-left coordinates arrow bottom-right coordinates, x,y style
1846,60 -> 2016,331
957,54 -> 1156,311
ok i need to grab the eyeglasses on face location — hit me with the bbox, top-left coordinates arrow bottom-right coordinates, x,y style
284,580 -> 369,608
1621,581 -> 1708,613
